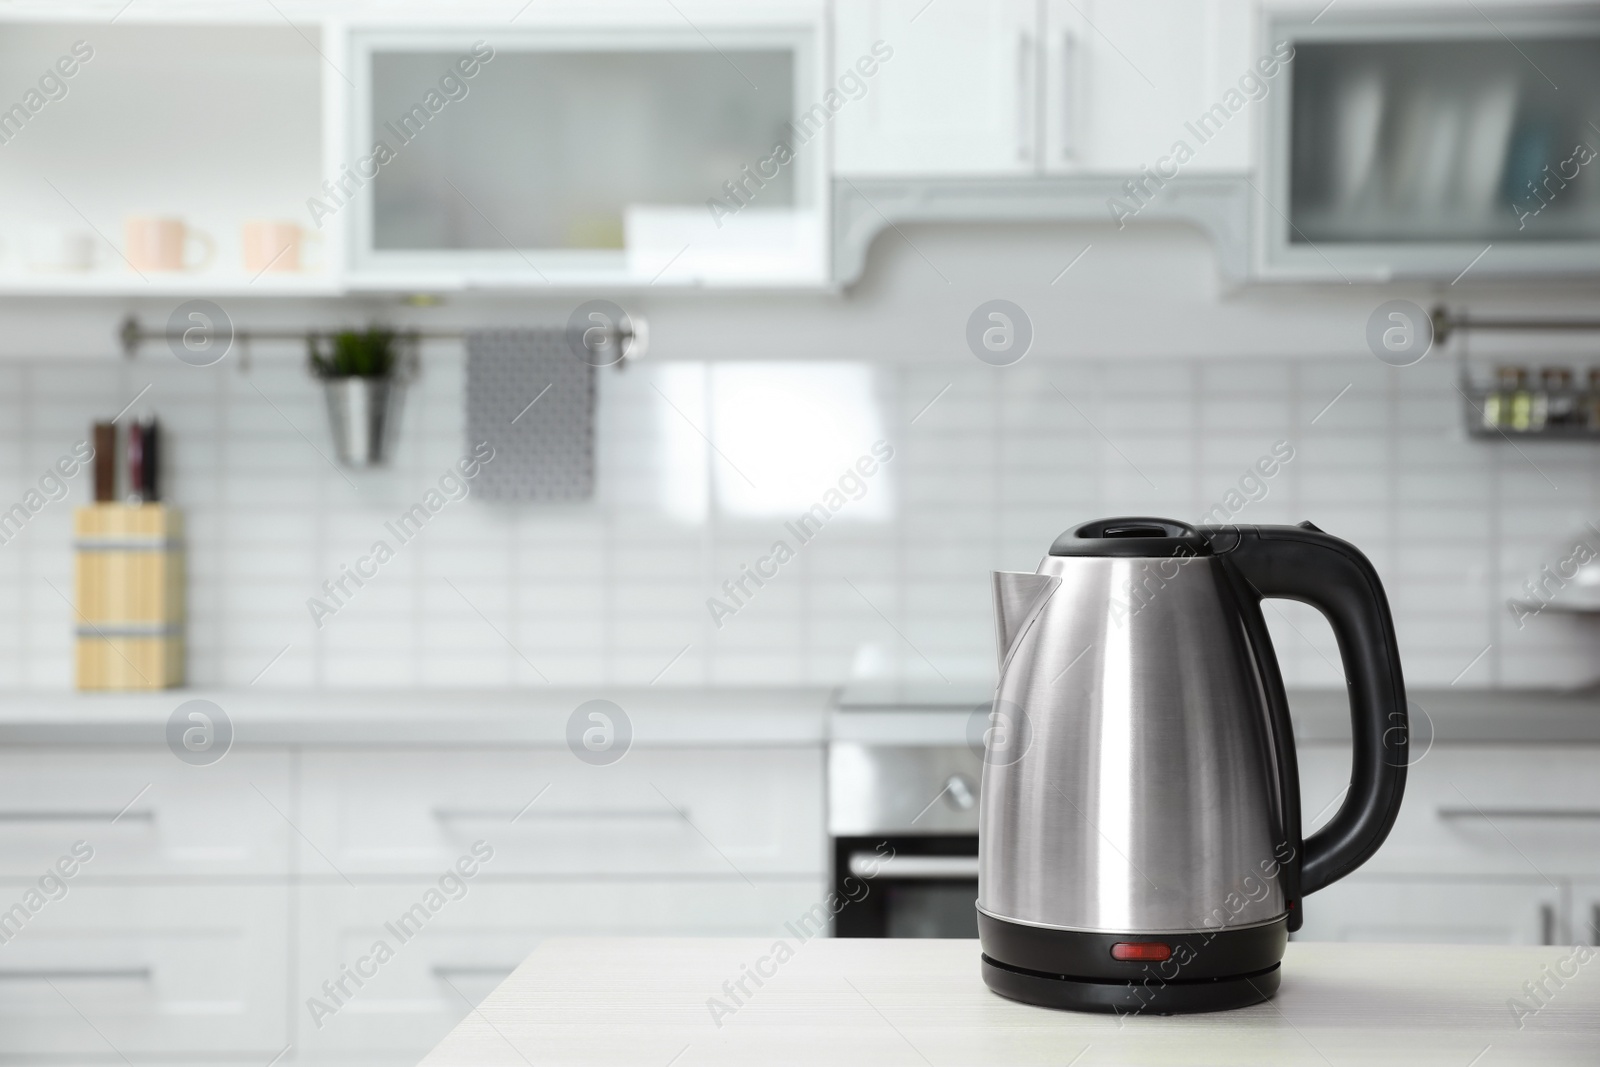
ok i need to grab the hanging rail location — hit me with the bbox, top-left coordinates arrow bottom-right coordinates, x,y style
115,313 -> 646,365
1432,306 -> 1600,345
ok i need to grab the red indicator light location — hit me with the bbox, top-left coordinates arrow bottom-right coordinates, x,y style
1110,941 -> 1172,962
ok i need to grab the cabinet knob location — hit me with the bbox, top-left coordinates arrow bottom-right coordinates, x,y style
943,773 -> 976,811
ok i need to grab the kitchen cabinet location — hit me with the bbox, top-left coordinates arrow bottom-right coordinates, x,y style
0,886 -> 289,1058
0,749 -> 291,878
0,721 -> 1589,1064
832,0 -> 1039,176
0,740 -> 824,1067
344,19 -> 828,287
1260,6 -> 1600,279
296,747 -> 825,876
1043,0 -> 1253,175
0,7 -> 829,295
1300,745 -> 1600,879
294,880 -> 825,1058
834,0 -> 1253,177
1295,876 -> 1561,944
0,19 -> 330,298
1298,742 -> 1600,947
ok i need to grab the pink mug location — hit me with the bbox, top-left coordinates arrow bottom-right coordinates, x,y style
125,216 -> 214,273
242,220 -> 321,275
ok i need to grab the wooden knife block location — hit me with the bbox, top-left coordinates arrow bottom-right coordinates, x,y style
74,505 -> 184,690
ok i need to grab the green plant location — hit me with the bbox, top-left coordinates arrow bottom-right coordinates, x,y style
308,328 -> 398,379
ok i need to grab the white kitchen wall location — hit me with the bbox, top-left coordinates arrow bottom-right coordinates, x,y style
1,336 -> 1595,693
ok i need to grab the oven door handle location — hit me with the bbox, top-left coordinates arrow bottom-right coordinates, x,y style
847,853 -> 979,880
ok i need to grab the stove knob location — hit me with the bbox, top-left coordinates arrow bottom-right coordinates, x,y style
943,773 -> 976,811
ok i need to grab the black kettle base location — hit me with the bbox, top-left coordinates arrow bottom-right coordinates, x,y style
976,910 -> 1288,1015
981,954 -> 1280,1015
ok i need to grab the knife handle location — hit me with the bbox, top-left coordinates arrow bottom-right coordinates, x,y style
92,422 -> 116,502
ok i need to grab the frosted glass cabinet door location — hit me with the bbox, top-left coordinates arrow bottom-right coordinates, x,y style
348,29 -> 824,284
1288,35 -> 1600,245
833,0 -> 1039,176
1265,13 -> 1600,278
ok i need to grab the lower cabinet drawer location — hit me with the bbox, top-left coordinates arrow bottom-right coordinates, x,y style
0,885 -> 288,1056
0,748 -> 291,877
297,747 -> 826,877
1295,876 -> 1561,945
1298,744 -> 1600,878
293,879 -> 825,1057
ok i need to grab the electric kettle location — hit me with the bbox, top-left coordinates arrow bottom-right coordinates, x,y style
978,518 -> 1407,1014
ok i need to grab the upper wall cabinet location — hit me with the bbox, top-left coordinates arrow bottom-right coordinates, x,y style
0,20 -> 328,296
342,14 -> 828,289
1043,0 -> 1255,175
831,1 -> 1039,176
833,0 -> 1254,178
1261,5 -> 1600,279
0,5 -> 829,296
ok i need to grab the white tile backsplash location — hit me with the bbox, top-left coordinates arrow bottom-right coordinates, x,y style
2,349 -> 1598,691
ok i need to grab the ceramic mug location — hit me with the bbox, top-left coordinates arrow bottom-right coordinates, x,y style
241,220 -> 321,274
125,216 -> 214,273
26,226 -> 99,272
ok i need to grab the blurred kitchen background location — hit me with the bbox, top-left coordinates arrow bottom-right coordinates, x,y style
2,0 -> 1600,1064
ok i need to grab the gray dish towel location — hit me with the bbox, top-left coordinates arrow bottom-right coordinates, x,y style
465,330 -> 595,501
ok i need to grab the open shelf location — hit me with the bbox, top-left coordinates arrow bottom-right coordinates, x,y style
0,21 -> 326,294
0,274 -> 342,298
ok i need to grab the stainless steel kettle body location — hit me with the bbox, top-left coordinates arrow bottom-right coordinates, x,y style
977,518 -> 1408,1015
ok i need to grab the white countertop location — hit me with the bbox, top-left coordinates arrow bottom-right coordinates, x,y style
422,937 -> 1599,1066
0,688 -> 832,746
0,685 -> 1596,746
831,688 -> 1600,746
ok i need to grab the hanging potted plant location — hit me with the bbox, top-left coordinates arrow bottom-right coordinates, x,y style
308,327 -> 414,467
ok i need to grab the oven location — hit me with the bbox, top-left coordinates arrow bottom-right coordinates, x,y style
828,740 -> 981,938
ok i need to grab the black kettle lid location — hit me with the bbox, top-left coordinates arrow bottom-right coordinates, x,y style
1048,516 -> 1214,557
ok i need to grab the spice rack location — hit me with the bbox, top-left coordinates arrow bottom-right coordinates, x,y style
1436,307 -> 1600,440
1460,364 -> 1600,439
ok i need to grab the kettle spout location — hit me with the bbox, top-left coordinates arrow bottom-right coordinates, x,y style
992,571 -> 1061,672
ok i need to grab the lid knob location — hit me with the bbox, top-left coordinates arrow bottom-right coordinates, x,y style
1048,516 -> 1212,558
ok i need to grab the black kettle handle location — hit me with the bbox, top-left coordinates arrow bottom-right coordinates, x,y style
1208,522 -> 1408,895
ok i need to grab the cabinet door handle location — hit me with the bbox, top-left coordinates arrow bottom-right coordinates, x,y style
1016,30 -> 1035,164
431,965 -> 515,980
1437,807 -> 1600,820
0,968 -> 151,981
1591,903 -> 1599,947
848,853 -> 978,880
1060,30 -> 1077,161
1540,903 -> 1557,946
432,807 -> 687,822
0,810 -> 153,822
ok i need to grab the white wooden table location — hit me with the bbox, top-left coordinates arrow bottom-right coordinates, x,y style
421,937 -> 1600,1066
